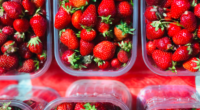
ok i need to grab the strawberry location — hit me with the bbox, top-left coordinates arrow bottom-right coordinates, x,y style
69,0 -> 89,8
180,11 -> 197,32
118,40 -> 132,52
170,0 -> 190,19
74,103 -> 85,110
79,28 -> 96,42
146,40 -> 156,56
0,54 -> 19,70
1,40 -> 17,54
2,1 -> 24,19
117,50 -> 129,63
27,35 -> 43,54
0,67 -> 6,75
60,29 -> 79,50
194,4 -> 200,18
163,12 -> 172,21
72,10 -> 82,30
0,33 -> 7,46
183,57 -> 200,72
37,50 -> 46,62
172,29 -> 193,45
0,13 -> 14,26
62,49 -> 76,65
18,43 -> 33,59
146,21 -> 165,40
57,103 -> 75,110
94,58 -> 110,69
154,37 -> 172,51
98,0 -> 116,18
144,6 -> 158,21
18,59 -> 38,72
96,17 -> 112,37
30,13 -> 47,37
80,4 -> 97,27
80,39 -> 94,56
162,0 -> 173,8
2,26 -> 14,36
192,42 -> 200,56
152,50 -> 172,70
145,0 -> 162,6
13,32 -> 25,44
91,103 -> 106,110
197,25 -> 200,39
13,19 -> 30,33
93,41 -> 116,61
117,1 -> 133,18
114,21 -> 135,41
172,46 -> 191,62
22,0 -> 36,16
167,23 -> 182,37
31,0 -> 45,8
111,58 -> 122,68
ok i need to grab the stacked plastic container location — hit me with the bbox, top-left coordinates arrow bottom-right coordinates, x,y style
137,85 -> 200,110
44,80 -> 132,110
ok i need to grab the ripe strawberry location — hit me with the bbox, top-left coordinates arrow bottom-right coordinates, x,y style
93,41 -> 116,60
111,58 -> 122,68
28,35 -> 43,54
183,57 -> 200,72
2,26 -> 14,36
167,23 -> 182,37
22,0 -> 36,16
162,0 -> 173,8
91,103 -> 106,110
13,19 -> 30,33
98,0 -> 116,18
94,58 -> 110,69
170,0 -> 190,19
0,33 -> 7,46
172,29 -> 193,45
0,67 -> 6,75
69,0 -> 89,8
114,21 -> 135,41
146,41 -> 156,56
152,50 -> 172,70
80,39 -> 94,56
194,4 -> 200,18
146,21 -> 165,40
1,40 -> 17,54
2,1 -> 24,19
31,0 -> 45,8
80,4 -> 97,27
62,50 -> 76,65
117,50 -> 129,63
144,6 -> 158,21
197,25 -> 200,39
37,50 -> 46,62
96,18 -> 112,37
0,13 -> 14,26
172,46 -> 191,62
0,54 -> 19,70
79,29 -> 96,42
180,11 -> 197,32
163,12 -> 172,21
145,0 -> 162,6
117,1 -> 132,18
57,103 -> 75,110
18,43 -> 33,59
118,38 -> 132,52
74,103 -> 85,110
154,37 -> 172,51
30,14 -> 47,37
13,32 -> 25,44
72,10 -> 82,30
18,59 -> 38,72
192,42 -> 200,56
60,29 -> 79,50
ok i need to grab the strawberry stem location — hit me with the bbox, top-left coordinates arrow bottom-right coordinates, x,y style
100,15 -> 113,24
116,21 -> 135,35
84,103 -> 97,110
0,101 -> 12,110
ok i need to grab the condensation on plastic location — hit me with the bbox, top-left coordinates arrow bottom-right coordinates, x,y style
0,0 -> 52,80
53,0 -> 138,76
44,80 -> 132,110
0,85 -> 60,110
137,85 -> 200,110
141,0 -> 200,76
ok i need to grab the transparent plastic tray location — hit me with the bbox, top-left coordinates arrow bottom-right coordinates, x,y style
44,80 -> 132,110
53,0 -> 138,76
0,0 -> 52,80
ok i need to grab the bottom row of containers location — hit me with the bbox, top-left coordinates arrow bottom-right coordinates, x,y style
0,80 -> 199,110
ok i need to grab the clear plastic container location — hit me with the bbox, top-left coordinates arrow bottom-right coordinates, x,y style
0,0 -> 52,80
53,0 -> 138,76
0,85 -> 60,110
44,80 -> 132,110
141,0 -> 200,76
137,85 -> 200,110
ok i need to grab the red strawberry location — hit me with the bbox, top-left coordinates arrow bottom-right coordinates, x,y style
192,42 -> 200,56
162,0 -> 173,8
2,1 -> 24,19
146,21 -> 165,40
0,13 -> 14,26
18,43 -> 33,59
30,14 -> 47,37
180,11 -> 197,32
111,58 -> 122,68
13,32 -> 25,44
154,37 -> 172,51
91,103 -> 106,110
79,29 -> 96,42
0,33 -> 7,46
22,0 -> 36,16
31,0 -> 45,8
117,50 -> 129,63
61,50 -> 76,65
28,35 -> 43,54
152,50 -> 172,70
172,46 -> 191,62
167,23 -> 182,37
98,0 -> 116,18
145,0 -> 162,6
0,54 -> 19,70
2,26 -> 14,36
1,40 -> 17,54
80,39 -> 94,56
18,59 -> 38,72
96,18 -> 112,37
0,67 -> 6,75
72,10 -> 82,30
163,12 -> 172,21
197,25 -> 200,39
170,0 -> 190,19
146,40 -> 156,56
13,19 -> 30,33
80,4 -> 97,27
144,6 -> 158,21
117,1 -> 133,18
74,103 -> 85,110
172,29 -> 193,45
57,103 -> 75,110
69,0 -> 89,8
194,4 -> 200,18
97,60 -> 110,69
60,29 -> 79,50
93,41 -> 116,60
183,57 -> 200,72
37,50 -> 46,62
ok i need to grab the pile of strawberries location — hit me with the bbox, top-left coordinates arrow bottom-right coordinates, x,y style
55,102 -> 121,110
55,0 -> 134,70
0,0 -> 47,75
145,0 -> 200,72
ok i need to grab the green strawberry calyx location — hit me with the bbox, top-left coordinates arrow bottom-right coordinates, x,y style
94,57 -> 105,66
185,43 -> 193,55
169,61 -> 177,73
100,15 -> 113,24
40,50 -> 47,60
116,21 -> 135,36
118,41 -> 132,52
193,58 -> 200,71
68,52 -> 87,69
102,30 -> 113,38
27,36 -> 41,47
15,32 -> 25,40
151,21 -> 165,31
0,101 -> 12,110
34,60 -> 40,71
0,7 -> 4,17
191,0 -> 197,7
84,103 -> 97,110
